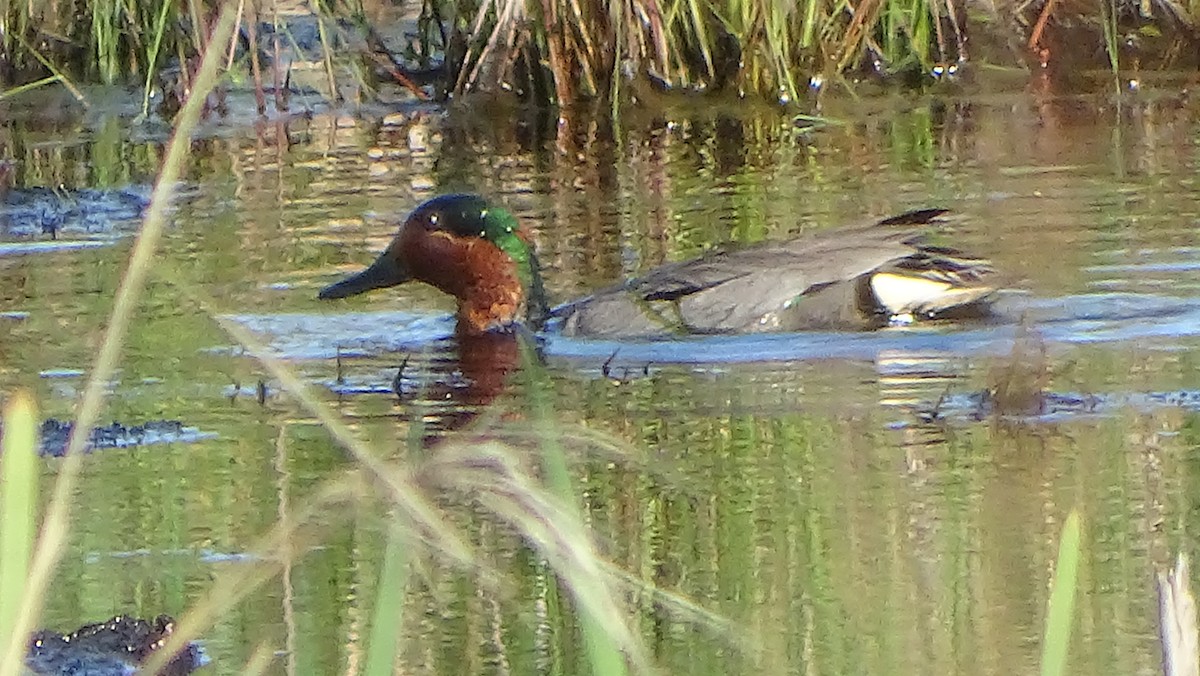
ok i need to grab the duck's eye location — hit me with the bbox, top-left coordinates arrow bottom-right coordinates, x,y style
427,213 -> 439,227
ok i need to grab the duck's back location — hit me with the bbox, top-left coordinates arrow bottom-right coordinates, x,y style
551,209 -> 995,338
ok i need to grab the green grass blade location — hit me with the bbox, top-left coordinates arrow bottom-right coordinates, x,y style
800,0 -> 820,48
141,0 -> 178,117
363,522 -> 412,676
1100,0 -> 1121,92
518,338 -> 629,676
0,75 -> 62,101
1041,509 -> 1081,676
0,392 -> 38,670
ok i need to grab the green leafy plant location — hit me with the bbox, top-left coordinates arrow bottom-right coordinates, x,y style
1040,509 -> 1081,676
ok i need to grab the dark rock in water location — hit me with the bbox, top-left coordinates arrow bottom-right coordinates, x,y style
0,185 -> 151,240
34,419 -> 214,457
27,614 -> 208,676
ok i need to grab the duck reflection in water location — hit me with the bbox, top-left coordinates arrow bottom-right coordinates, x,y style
360,328 -> 529,436
449,327 -> 526,408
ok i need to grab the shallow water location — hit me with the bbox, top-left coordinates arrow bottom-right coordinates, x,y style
3,80 -> 1200,674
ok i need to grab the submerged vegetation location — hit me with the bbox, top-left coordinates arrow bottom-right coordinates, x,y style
1,0 -> 1199,111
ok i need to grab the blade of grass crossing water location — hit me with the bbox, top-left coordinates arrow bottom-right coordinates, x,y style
239,643 -> 278,676
518,337 -> 629,676
364,521 -> 412,676
1041,509 -> 1081,676
0,392 -> 37,670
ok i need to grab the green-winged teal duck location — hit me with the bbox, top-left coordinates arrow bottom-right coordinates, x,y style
319,193 -> 996,337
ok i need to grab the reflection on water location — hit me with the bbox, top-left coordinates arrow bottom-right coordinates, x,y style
1,82 -> 1200,674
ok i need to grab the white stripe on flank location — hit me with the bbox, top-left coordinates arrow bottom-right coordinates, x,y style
869,272 -> 954,314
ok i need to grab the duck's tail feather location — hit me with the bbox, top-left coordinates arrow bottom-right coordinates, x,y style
877,208 -> 951,227
893,248 -> 995,284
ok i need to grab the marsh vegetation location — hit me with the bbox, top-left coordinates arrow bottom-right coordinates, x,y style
2,0 -> 1199,111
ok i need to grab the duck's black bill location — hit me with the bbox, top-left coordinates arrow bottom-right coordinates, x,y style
318,254 -> 411,300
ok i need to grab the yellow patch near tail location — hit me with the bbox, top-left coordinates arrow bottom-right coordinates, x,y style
870,272 -> 992,316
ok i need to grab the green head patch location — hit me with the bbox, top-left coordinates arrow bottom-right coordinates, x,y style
413,194 -> 550,327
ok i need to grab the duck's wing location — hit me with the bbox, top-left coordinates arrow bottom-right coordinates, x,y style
667,230 -> 932,332
555,209 -> 953,337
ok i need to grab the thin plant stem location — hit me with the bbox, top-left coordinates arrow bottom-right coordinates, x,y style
140,0 -> 178,117
0,393 -> 38,672
139,478 -> 362,674
14,33 -> 86,104
0,74 -> 62,101
310,0 -> 342,103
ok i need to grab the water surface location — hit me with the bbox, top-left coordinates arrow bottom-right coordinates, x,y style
2,81 -> 1199,675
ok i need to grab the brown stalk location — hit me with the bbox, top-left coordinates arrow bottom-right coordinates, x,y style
367,50 -> 430,99
244,0 -> 267,115
947,0 -> 967,59
226,0 -> 244,70
539,0 -> 574,103
459,0 -> 529,94
361,24 -> 429,99
272,1 -> 287,111
837,0 -> 883,71
930,0 -> 947,61
455,0 -> 497,92
640,0 -> 672,81
565,0 -> 600,93
1028,0 -> 1059,51
618,0 -> 642,71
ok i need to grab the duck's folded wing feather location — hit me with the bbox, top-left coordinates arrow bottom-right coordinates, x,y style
560,229 -> 923,335
668,237 -> 925,332
552,210 -> 957,337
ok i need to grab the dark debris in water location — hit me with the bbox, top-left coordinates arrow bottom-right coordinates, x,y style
27,614 -> 208,676
0,185 -> 151,241
33,419 -> 214,457
907,388 -> 1200,426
